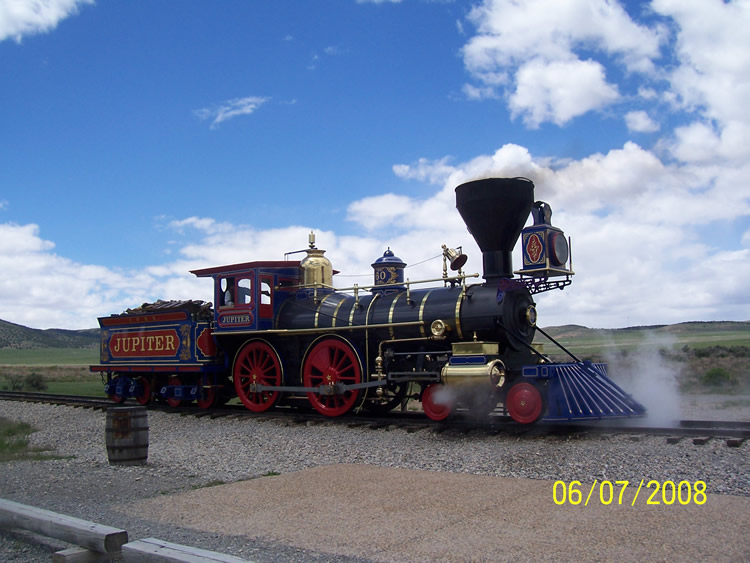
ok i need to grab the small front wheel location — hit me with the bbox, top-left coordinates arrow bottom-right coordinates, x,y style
506,381 -> 544,424
421,383 -> 454,421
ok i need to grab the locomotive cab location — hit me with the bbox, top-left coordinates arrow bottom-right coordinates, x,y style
191,261 -> 300,332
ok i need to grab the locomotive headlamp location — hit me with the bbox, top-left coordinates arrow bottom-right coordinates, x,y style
548,231 -> 569,267
430,319 -> 452,338
515,199 -> 574,280
526,305 -> 537,327
489,360 -> 506,388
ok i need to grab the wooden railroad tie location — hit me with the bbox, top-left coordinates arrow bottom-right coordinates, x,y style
0,498 -> 252,562
0,498 -> 127,558
122,537 -> 250,562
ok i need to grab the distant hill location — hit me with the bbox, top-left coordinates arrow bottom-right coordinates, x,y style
542,321 -> 750,338
537,324 -> 594,339
0,318 -> 99,349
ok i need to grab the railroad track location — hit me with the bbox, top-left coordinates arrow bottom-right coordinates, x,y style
1,391 -> 748,444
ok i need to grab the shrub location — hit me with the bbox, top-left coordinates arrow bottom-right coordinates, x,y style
701,367 -> 737,386
4,374 -> 24,391
24,372 -> 47,391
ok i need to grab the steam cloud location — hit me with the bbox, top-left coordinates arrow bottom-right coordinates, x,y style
607,333 -> 682,427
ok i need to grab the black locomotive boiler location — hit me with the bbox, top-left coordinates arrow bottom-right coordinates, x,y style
92,177 -> 646,424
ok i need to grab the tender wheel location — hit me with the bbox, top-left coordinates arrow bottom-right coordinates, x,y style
303,336 -> 362,417
166,376 -> 183,408
234,340 -> 282,412
151,377 -> 166,403
421,383 -> 454,421
196,381 -> 217,410
134,377 -> 151,406
107,375 -> 126,403
506,381 -> 544,424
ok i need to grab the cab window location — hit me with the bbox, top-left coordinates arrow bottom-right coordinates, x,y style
260,280 -> 272,306
237,278 -> 252,305
220,277 -> 235,307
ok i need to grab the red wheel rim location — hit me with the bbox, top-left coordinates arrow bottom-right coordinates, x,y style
422,384 -> 454,421
166,376 -> 182,408
303,337 -> 361,417
134,377 -> 151,406
196,383 -> 216,410
108,376 -> 126,403
506,382 -> 543,424
234,340 -> 281,412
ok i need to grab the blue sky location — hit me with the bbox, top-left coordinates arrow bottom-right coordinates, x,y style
1,0 -> 749,330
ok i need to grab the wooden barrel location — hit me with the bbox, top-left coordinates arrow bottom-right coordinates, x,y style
105,406 -> 149,465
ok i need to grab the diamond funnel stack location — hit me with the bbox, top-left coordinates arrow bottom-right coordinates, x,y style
455,177 -> 535,282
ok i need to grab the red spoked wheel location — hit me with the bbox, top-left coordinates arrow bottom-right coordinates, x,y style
166,376 -> 183,408
421,383 -> 454,421
108,376 -> 126,404
233,340 -> 282,413
134,377 -> 151,406
303,336 -> 362,417
506,381 -> 544,424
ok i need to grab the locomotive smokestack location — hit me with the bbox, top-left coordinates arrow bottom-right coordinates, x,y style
455,177 -> 535,281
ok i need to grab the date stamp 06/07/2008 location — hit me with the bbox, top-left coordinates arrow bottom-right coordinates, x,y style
553,480 -> 708,507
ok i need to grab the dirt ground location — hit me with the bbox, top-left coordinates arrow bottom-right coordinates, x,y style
122,464 -> 750,562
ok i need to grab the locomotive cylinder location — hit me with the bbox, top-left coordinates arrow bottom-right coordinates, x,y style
440,340 -> 506,388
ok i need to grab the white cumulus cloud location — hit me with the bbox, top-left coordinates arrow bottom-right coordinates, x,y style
625,110 -> 660,133
461,0 -> 663,125
510,58 -> 619,127
0,222 -> 165,328
0,0 -> 93,42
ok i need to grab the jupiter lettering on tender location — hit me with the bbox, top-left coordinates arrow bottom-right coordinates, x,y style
111,331 -> 178,355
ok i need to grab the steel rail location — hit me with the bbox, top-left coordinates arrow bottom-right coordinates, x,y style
1,391 -> 748,441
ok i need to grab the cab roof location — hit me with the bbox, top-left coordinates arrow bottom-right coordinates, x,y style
191,261 -> 301,278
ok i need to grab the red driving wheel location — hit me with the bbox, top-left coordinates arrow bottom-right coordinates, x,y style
303,336 -> 361,417
234,340 -> 282,412
421,383 -> 454,421
506,381 -> 544,424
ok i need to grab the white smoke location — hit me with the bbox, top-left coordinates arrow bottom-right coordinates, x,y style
607,333 -> 682,427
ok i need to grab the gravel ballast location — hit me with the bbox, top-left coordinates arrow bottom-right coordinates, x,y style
1,398 -> 749,561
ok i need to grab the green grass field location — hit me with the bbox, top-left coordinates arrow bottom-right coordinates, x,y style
0,347 -> 99,365
45,380 -> 108,397
536,326 -> 750,355
0,347 -> 103,396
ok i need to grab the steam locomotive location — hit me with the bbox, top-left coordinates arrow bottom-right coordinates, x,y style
91,178 -> 646,424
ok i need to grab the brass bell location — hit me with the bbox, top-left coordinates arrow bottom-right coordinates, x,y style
442,245 -> 468,271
